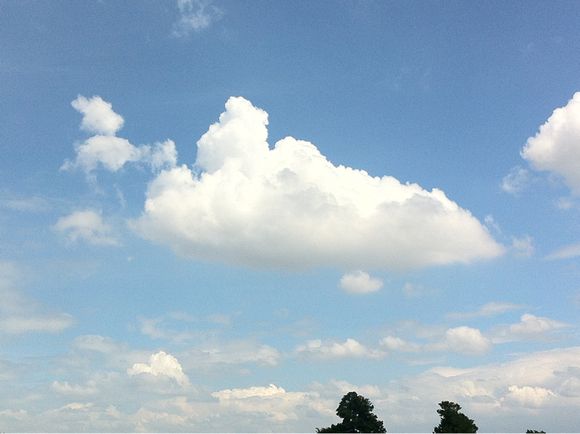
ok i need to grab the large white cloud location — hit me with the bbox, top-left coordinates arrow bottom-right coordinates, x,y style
521,92 -> 580,194
134,97 -> 502,270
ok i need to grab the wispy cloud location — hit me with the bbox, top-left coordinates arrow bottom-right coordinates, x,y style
501,166 -> 531,195
545,242 -> 580,260
54,209 -> 119,246
0,262 -> 73,335
172,0 -> 223,37
447,301 -> 524,320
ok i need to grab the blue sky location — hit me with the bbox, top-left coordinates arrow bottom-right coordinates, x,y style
1,0 -> 580,431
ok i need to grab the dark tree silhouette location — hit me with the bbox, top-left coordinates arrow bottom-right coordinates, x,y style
433,401 -> 477,433
316,391 -> 387,433
526,430 -> 546,433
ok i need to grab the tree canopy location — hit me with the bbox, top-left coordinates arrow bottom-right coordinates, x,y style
433,400 -> 478,433
316,391 -> 387,433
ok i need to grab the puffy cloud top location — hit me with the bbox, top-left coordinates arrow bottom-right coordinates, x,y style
64,95 -> 176,175
135,97 -> 503,270
522,92 -> 580,194
444,326 -> 491,356
127,351 -> 189,387
72,95 -> 124,136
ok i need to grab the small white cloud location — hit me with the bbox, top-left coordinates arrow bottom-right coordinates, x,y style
61,136 -> 142,173
54,210 -> 119,246
63,95 -> 177,176
521,92 -> 580,194
444,326 -> 491,356
508,313 -> 567,336
339,270 -> 382,294
173,0 -> 223,37
545,242 -> 580,260
71,95 -> 124,136
501,166 -> 531,195
380,335 -> 421,352
127,351 -> 189,387
493,313 -> 568,343
134,96 -> 503,270
504,385 -> 555,408
511,235 -> 534,257
296,338 -> 384,360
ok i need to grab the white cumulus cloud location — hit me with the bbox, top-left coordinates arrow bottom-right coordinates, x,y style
504,385 -> 556,408
522,92 -> 580,194
127,351 -> 189,387
339,270 -> 383,294
71,95 -> 124,136
211,384 -> 316,423
444,326 -> 492,356
497,313 -> 568,343
380,335 -> 421,352
296,338 -> 384,359
134,96 -> 502,270
63,96 -> 177,175
54,209 -> 119,246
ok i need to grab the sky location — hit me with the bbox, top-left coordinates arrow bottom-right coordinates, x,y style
1,0 -> 580,431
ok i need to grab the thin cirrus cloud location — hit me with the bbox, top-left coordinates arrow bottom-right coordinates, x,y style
545,242 -> 580,261
172,0 -> 223,37
62,95 -> 177,176
0,262 -> 73,335
339,270 -> 383,294
521,92 -> 580,194
446,301 -> 524,320
133,96 -> 503,270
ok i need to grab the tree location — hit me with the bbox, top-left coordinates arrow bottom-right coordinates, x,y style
316,391 -> 387,433
526,430 -> 546,433
433,401 -> 478,433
